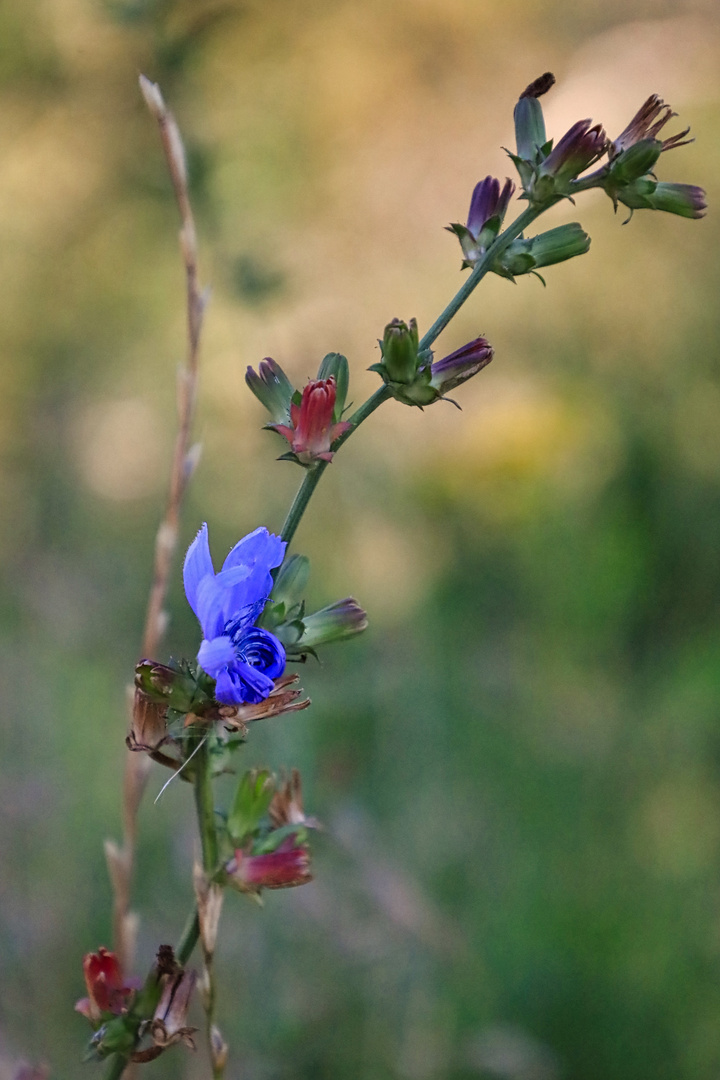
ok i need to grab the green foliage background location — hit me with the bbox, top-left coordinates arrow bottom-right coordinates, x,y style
1,1 -> 720,1077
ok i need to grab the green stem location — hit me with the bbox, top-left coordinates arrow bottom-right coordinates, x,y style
279,385 -> 391,548
418,203 -> 547,352
104,1054 -> 130,1080
176,906 -> 201,965
193,736 -> 218,872
279,204 -> 555,551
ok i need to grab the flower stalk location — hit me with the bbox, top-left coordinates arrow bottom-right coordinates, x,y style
89,70 -> 706,1080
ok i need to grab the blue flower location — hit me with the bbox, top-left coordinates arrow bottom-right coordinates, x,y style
183,523 -> 287,705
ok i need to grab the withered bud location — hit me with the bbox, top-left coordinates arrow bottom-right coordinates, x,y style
219,673 -> 310,730
151,969 -> 198,1051
128,688 -> 169,752
519,72 -> 555,100
211,1026 -> 229,1073
269,768 -> 319,830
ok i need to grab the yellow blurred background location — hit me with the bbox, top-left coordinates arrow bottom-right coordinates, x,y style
1,1 -> 720,1077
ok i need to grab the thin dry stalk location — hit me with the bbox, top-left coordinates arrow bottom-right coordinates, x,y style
107,76 -> 208,978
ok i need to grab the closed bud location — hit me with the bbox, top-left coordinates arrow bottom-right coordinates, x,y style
447,177 -> 515,269
608,138 -> 662,186
86,1016 -> 138,1059
245,357 -> 295,424
514,96 -> 547,163
513,73 -> 554,161
617,178 -> 707,219
316,353 -> 349,421
227,836 -> 312,895
134,660 -> 199,713
497,223 -> 590,278
296,598 -> 368,650
270,377 -> 351,465
430,337 -> 493,397
534,119 -> 607,200
380,318 -> 420,385
76,948 -> 135,1026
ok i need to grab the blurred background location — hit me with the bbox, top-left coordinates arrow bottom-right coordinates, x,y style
1,0 -> 720,1077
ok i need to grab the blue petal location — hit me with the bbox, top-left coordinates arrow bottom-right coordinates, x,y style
213,663 -> 275,706
195,575 -> 226,640
220,528 -> 286,617
196,564 -> 257,639
197,635 -> 236,677
236,627 -> 286,680
222,527 -> 285,574
214,669 -> 247,705
183,524 -> 214,619
233,661 -> 276,704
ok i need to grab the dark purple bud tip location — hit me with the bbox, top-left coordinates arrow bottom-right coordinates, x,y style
519,72 -> 556,100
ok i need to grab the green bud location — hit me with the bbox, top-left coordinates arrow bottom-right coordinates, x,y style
273,554 -> 310,610
608,138 -> 662,185
527,222 -> 591,267
514,95 -> 547,162
245,357 -> 295,424
87,1017 -> 139,1059
379,318 -> 420,385
134,660 -> 198,713
617,178 -> 707,218
316,353 -> 349,421
228,769 -> 276,846
296,598 -> 368,650
496,223 -> 590,278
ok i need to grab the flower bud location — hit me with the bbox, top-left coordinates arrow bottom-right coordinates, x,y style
227,836 -> 312,895
379,318 -> 420,385
447,177 -> 515,268
76,948 -> 135,1026
294,597 -> 368,650
429,337 -> 493,397
270,377 -> 352,465
513,72 -> 554,161
86,1016 -> 139,1059
316,352 -> 349,421
532,119 -> 607,202
498,223 -> 591,278
134,660 -> 198,712
245,357 -> 295,424
617,178 -> 707,218
607,138 -> 662,186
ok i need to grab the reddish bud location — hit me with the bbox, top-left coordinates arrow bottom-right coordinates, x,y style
76,948 -> 135,1025
228,837 -> 312,894
271,377 -> 351,465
